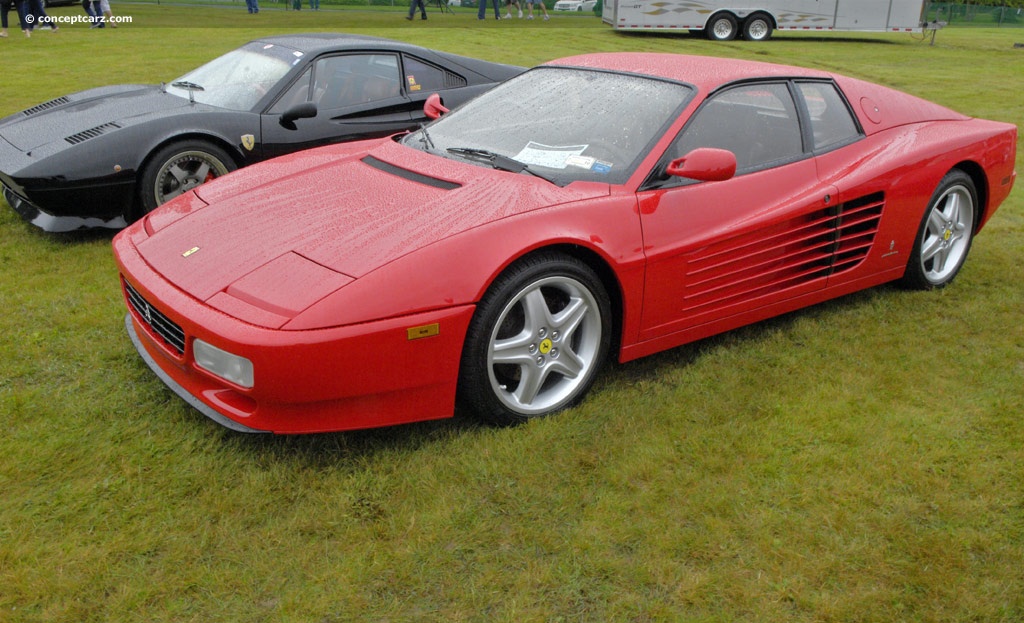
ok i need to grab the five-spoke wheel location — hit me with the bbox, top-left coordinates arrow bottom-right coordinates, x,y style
140,140 -> 235,214
459,253 -> 611,426
902,169 -> 977,290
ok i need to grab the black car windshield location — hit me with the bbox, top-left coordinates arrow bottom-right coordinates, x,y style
403,66 -> 694,186
166,41 -> 303,111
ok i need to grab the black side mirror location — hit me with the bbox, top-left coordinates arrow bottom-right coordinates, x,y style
280,102 -> 318,128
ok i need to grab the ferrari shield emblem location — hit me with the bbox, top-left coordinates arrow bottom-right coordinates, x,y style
241,134 -> 255,151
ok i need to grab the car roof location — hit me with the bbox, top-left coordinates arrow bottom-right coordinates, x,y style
253,33 -> 430,56
545,53 -> 833,92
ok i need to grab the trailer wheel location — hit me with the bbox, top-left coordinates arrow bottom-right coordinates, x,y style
743,12 -> 773,41
706,12 -> 738,41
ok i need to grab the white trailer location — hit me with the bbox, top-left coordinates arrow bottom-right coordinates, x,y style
602,0 -> 928,41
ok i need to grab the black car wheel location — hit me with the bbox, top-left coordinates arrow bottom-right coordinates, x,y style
459,252 -> 611,427
901,170 -> 977,290
140,140 -> 235,214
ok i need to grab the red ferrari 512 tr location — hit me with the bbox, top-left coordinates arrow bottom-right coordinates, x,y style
112,53 -> 1017,434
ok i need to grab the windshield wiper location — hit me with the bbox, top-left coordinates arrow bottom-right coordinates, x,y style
446,147 -> 557,185
418,123 -> 435,152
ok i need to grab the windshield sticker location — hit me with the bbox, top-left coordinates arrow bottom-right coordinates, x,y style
565,155 -> 595,169
592,160 -> 613,175
514,142 -> 588,169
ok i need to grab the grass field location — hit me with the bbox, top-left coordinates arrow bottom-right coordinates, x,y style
1,9 -> 1022,622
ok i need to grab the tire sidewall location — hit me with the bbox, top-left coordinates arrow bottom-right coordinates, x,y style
902,170 -> 977,290
459,253 -> 611,426
138,140 -> 235,216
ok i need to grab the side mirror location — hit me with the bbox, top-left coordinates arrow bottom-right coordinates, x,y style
424,93 -> 449,120
280,102 -> 318,127
665,148 -> 737,182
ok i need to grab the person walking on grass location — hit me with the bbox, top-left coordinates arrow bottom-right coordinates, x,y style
406,0 -> 426,20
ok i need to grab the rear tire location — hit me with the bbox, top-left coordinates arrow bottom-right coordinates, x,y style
459,252 -> 611,426
743,13 -> 773,41
900,170 -> 977,290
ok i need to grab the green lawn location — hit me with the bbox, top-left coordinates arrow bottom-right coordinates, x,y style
1,11 -> 1022,622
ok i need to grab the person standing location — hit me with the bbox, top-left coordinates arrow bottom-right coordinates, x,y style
28,0 -> 57,31
245,0 -> 258,13
477,0 -> 499,19
2,0 -> 31,37
308,0 -> 318,9
98,0 -> 117,26
502,0 -> 522,19
2,0 -> 27,37
526,0 -> 548,20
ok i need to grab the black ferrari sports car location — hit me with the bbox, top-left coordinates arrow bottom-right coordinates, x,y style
0,34 -> 523,232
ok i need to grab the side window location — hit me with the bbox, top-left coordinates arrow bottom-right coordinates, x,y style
402,55 -> 466,93
671,83 -> 803,174
306,54 -> 402,111
268,68 -> 312,114
797,82 -> 861,151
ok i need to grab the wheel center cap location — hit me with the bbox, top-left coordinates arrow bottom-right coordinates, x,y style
539,338 -> 553,354
943,229 -> 953,242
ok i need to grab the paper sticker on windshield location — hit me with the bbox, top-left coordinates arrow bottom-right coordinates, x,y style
565,155 -> 595,170
514,142 -> 588,169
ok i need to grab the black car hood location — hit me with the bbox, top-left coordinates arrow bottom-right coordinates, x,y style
0,85 -> 201,152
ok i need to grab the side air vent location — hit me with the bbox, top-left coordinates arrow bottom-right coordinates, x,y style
443,71 -> 468,90
65,123 -> 122,145
679,192 -> 884,316
22,97 -> 71,116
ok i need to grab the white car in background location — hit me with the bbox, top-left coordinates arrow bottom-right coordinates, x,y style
554,0 -> 597,11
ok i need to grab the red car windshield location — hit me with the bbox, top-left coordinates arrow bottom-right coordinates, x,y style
404,66 -> 694,186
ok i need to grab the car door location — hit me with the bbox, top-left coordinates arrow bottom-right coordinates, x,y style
637,82 -> 839,343
259,52 -> 415,160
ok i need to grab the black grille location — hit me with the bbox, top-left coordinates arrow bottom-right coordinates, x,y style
123,280 -> 186,356
22,97 -> 70,116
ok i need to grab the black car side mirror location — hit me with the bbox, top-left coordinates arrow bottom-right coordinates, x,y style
280,102 -> 318,128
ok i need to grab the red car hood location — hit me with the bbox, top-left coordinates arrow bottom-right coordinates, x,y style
134,139 -> 609,307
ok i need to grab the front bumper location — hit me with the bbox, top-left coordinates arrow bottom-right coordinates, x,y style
118,267 -> 475,434
3,184 -> 128,232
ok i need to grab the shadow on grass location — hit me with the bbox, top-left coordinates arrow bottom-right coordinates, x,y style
202,285 -> 899,469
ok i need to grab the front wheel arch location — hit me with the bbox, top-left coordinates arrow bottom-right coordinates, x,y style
132,134 -> 242,221
458,250 -> 615,426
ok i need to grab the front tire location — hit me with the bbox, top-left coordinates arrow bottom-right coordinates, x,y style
706,13 -> 739,41
901,170 -> 977,290
459,252 -> 611,426
139,140 -> 235,215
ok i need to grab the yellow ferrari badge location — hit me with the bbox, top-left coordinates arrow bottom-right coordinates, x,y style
241,134 -> 255,151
